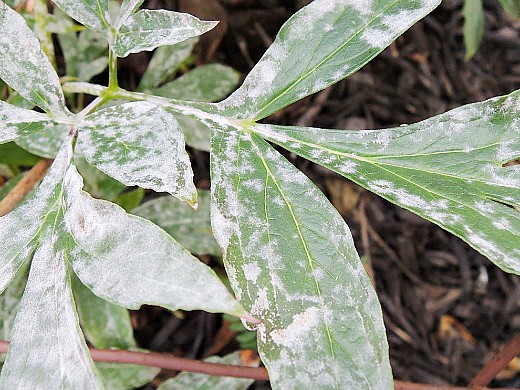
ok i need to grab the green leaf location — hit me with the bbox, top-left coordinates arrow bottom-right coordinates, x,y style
114,0 -> 145,29
113,187 -> 145,211
499,0 -> 520,18
176,114 -> 211,152
138,38 -> 197,90
211,128 -> 392,388
0,139 -> 72,294
52,0 -> 111,36
62,164 -> 247,317
0,3 -> 68,116
0,138 -> 105,388
1,134 -> 243,386
3,0 -> 23,7
15,123 -> 69,158
113,9 -> 217,57
133,190 -> 221,256
0,173 -> 23,202
77,101 -> 197,205
72,274 -> 161,388
75,157 -> 126,201
41,12 -> 78,35
0,262 -> 27,342
254,90 -> 520,274
219,0 -> 441,120
150,64 -> 240,103
0,143 -> 40,165
0,101 -> 60,144
96,361 -> 159,390
58,10 -> 109,82
72,273 -> 136,349
157,352 -> 257,390
0,223 -> 102,389
463,0 -> 484,60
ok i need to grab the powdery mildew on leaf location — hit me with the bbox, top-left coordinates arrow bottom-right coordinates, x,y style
150,64 -> 240,103
219,0 -> 441,120
0,139 -> 72,293
138,38 -> 197,91
0,101 -> 60,144
0,225 -> 102,389
72,274 -> 136,349
175,114 -> 212,152
96,361 -> 159,390
157,352 -> 257,390
211,127 -> 392,389
52,0 -> 111,36
77,101 -> 197,204
0,3 -> 68,116
114,0 -> 145,29
0,262 -> 27,343
133,190 -> 221,256
62,164 -> 246,317
254,90 -> 520,273
113,9 -> 218,57
72,275 -> 161,388
15,123 -> 69,158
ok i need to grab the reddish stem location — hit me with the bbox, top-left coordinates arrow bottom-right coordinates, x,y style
0,159 -> 52,217
469,332 -> 520,387
0,339 -> 268,380
0,339 -> 517,388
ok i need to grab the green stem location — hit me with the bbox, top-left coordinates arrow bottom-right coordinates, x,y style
62,82 -> 234,127
76,96 -> 106,120
108,49 -> 119,89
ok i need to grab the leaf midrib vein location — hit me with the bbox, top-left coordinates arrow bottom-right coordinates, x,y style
254,0 -> 401,120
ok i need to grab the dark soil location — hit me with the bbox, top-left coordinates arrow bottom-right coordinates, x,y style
123,1 -> 520,388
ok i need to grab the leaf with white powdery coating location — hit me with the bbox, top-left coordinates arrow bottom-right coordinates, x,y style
72,274 -> 136,349
113,9 -> 217,57
15,123 -> 69,158
0,101 -> 61,144
0,3 -> 68,116
72,275 -> 160,389
133,190 -> 221,256
62,164 -> 246,317
52,0 -> 111,36
0,262 -> 27,344
96,361 -> 159,390
138,38 -> 197,91
77,101 -> 197,205
114,0 -> 145,28
0,222 -> 102,389
255,90 -> 520,274
157,352 -> 257,390
150,64 -> 240,102
0,139 -> 72,294
219,0 -> 441,120
211,128 -> 392,389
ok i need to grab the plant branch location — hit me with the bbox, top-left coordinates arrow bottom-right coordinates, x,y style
469,332 -> 520,387
0,339 -> 268,380
62,82 -> 232,128
108,49 -> 119,89
0,159 -> 52,217
0,339 -> 516,388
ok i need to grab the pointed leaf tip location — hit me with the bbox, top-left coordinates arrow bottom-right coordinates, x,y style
113,10 -> 219,57
0,3 -> 68,115
78,102 -> 197,202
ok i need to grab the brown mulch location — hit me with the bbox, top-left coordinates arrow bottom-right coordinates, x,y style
122,0 -> 520,388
